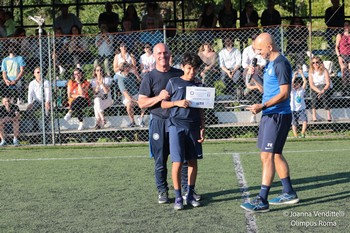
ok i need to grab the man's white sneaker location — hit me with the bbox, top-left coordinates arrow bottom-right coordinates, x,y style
78,122 -> 84,130
64,112 -> 72,121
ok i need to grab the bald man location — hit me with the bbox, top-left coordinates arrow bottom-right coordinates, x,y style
241,33 -> 299,213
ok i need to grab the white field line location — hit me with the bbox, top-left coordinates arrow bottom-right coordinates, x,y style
0,147 -> 350,162
232,153 -> 258,233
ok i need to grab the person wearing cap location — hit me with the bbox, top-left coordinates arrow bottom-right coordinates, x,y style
98,2 -> 119,33
53,4 -> 82,35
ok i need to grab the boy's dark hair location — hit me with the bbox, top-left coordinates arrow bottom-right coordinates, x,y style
181,52 -> 203,69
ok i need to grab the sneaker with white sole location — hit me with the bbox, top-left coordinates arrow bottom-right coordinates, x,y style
240,196 -> 269,213
64,112 -> 72,121
13,139 -> 20,146
250,115 -> 257,123
77,122 -> 84,130
158,191 -> 169,204
182,190 -> 201,201
269,192 -> 299,205
174,198 -> 184,210
183,196 -> 201,207
137,117 -> 145,127
0,140 -> 7,147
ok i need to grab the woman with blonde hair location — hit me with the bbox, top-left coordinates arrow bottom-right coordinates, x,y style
308,56 -> 332,122
91,65 -> 114,129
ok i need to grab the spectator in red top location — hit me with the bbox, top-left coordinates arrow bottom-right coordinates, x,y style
335,20 -> 350,93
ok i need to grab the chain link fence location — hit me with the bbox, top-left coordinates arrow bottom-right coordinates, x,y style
0,25 -> 349,146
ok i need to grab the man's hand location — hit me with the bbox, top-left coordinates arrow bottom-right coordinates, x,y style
158,90 -> 170,101
246,103 -> 264,114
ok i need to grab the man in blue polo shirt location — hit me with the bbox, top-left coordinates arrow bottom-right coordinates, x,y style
241,33 -> 299,213
138,43 -> 201,204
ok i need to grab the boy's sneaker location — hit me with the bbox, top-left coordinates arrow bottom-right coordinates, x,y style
240,196 -> 269,213
183,196 -> 201,207
182,190 -> 201,201
64,112 -> 72,121
0,140 -> 7,147
77,122 -> 84,131
269,192 -> 299,205
174,198 -> 184,210
158,191 -> 169,204
13,139 -> 20,146
128,122 -> 136,128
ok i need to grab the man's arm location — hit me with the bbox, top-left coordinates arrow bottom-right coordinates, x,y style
138,90 -> 169,109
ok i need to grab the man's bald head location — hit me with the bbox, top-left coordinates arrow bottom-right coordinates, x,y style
255,32 -> 276,49
153,43 -> 171,72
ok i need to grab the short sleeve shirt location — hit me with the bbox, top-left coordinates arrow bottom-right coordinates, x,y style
139,67 -> 184,119
262,55 -> 292,115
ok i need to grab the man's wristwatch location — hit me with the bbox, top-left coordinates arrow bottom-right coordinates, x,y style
262,103 -> 267,110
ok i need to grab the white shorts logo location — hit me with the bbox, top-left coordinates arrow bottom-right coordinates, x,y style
264,143 -> 273,150
153,133 -> 160,141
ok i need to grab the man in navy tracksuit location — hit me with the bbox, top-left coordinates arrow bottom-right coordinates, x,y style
138,43 -> 201,204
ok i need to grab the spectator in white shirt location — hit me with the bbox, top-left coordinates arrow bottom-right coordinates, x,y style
219,37 -> 241,95
94,23 -> 114,77
27,67 -> 51,114
139,42 -> 155,78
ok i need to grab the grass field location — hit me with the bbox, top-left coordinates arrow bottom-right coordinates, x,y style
0,138 -> 349,233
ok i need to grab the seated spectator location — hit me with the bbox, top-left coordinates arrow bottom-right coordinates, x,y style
308,56 -> 332,122
98,2 -> 119,33
68,25 -> 93,68
113,42 -> 140,81
218,0 -> 237,29
64,68 -> 90,130
52,27 -> 69,79
1,43 -> 25,104
53,4 -> 82,35
141,2 -> 163,30
286,17 -> 309,69
115,62 -> 145,127
94,23 -> 114,77
198,42 -> 218,86
139,42 -> 155,78
122,5 -> 140,31
335,20 -> 350,94
218,37 -> 242,96
27,67 -> 51,116
242,34 -> 266,82
91,65 -> 114,129
0,97 -> 20,146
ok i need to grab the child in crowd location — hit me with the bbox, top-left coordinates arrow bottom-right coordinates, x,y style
290,70 -> 308,138
161,52 -> 205,210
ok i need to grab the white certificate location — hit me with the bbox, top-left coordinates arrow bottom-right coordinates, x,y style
186,86 -> 215,109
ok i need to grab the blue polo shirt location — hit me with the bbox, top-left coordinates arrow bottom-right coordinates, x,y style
262,55 -> 292,115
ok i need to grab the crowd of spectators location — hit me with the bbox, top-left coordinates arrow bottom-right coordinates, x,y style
0,0 -> 348,142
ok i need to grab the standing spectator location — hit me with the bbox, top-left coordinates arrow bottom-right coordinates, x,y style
218,0 -> 237,29
116,62 -> 145,127
198,42 -> 218,86
260,0 -> 281,27
64,68 -> 90,130
53,5 -> 82,35
113,42 -> 140,81
91,65 -> 113,129
141,2 -> 163,30
139,42 -> 156,78
52,27 -> 69,79
242,33 -> 299,213
325,0 -> 344,48
139,17 -> 163,47
335,20 -> 350,94
119,18 -> 140,56
27,67 -> 51,116
122,5 -> 141,31
68,25 -> 92,68
240,1 -> 259,47
98,2 -> 119,33
4,11 -> 16,37
94,23 -> 114,77
161,52 -> 204,210
290,70 -> 308,138
1,44 -> 25,104
138,43 -> 201,204
0,97 -> 20,146
218,37 -> 242,96
197,3 -> 218,28
309,56 -> 332,122
286,17 -> 309,70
